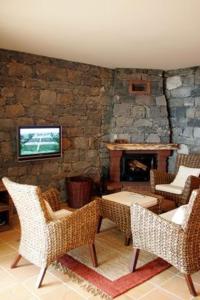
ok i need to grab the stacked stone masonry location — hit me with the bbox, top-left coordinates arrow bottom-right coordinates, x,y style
165,67 -> 200,170
0,49 -> 200,194
111,69 -> 170,144
0,49 -> 113,196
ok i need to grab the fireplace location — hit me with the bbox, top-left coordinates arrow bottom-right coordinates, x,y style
121,152 -> 157,182
106,143 -> 179,183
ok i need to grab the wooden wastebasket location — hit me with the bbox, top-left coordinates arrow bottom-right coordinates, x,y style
66,176 -> 92,208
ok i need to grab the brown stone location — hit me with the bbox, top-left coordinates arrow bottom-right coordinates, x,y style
59,115 -> 79,126
65,127 -> 84,137
27,105 -> 51,118
16,88 -> 39,106
42,162 -> 59,174
40,90 -> 56,105
15,117 -> 33,126
8,166 -> 27,177
0,96 -> 6,106
56,92 -> 73,105
1,87 -> 15,97
36,64 -> 67,81
63,150 -> 79,162
8,61 -> 32,77
1,142 -> 12,157
74,137 -> 89,149
5,104 -> 25,118
0,119 -> 15,130
71,161 -> 91,172
66,69 -> 81,83
62,137 -> 72,150
0,132 -> 10,141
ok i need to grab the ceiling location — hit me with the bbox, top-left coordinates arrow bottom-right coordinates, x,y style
1,0 -> 200,70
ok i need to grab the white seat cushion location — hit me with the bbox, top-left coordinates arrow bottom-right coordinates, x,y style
44,200 -> 72,220
161,205 -> 188,225
155,184 -> 183,195
172,165 -> 200,188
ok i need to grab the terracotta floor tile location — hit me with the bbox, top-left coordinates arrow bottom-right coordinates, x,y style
40,285 -> 85,300
0,283 -> 37,300
23,271 -> 63,296
138,287 -> 181,300
148,269 -> 177,285
161,275 -> 200,299
0,253 -> 40,282
49,264 -> 95,298
126,281 -> 155,298
0,266 -> 18,290
115,294 -> 133,300
0,241 -> 16,257
0,229 -> 20,241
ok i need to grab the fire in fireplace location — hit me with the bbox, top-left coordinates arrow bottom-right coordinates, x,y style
120,153 -> 157,182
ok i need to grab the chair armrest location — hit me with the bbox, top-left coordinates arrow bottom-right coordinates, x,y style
131,203 -> 184,257
46,199 -> 100,261
181,175 -> 200,205
42,188 -> 61,211
150,170 -> 175,193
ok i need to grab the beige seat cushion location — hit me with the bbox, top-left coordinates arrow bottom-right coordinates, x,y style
161,205 -> 188,225
172,165 -> 200,187
155,184 -> 183,195
53,209 -> 72,220
102,191 -> 158,207
44,200 -> 72,220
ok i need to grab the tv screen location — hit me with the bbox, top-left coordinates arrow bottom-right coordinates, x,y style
17,126 -> 62,161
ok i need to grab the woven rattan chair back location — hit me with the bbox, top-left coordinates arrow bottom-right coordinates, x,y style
2,177 -> 49,232
175,154 -> 200,173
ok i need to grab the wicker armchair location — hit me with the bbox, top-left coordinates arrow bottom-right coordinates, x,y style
2,177 -> 99,288
150,153 -> 200,207
130,189 -> 200,296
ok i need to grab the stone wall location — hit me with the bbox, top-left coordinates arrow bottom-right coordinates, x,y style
111,69 -> 170,143
165,67 -> 200,170
0,49 -> 113,197
1,48 -> 200,192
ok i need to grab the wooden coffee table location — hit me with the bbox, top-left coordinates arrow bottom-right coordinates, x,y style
98,190 -> 163,245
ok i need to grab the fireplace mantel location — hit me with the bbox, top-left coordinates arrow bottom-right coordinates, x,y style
106,143 -> 179,182
106,143 -> 179,151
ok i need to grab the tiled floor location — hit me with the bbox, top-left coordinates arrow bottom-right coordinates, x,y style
0,219 -> 200,300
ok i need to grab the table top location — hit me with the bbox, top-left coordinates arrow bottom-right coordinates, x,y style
102,191 -> 158,208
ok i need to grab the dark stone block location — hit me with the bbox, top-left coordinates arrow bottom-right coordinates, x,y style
188,119 -> 200,127
191,86 -> 200,97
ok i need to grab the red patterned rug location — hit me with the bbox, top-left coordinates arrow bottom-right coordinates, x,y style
59,254 -> 170,299
57,221 -> 170,299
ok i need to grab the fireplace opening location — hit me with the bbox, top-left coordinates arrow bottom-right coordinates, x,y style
120,153 -> 157,182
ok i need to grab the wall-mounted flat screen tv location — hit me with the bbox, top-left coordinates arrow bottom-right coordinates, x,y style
17,125 -> 62,161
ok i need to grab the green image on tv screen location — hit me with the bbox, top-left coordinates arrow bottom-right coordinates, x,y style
19,127 -> 60,156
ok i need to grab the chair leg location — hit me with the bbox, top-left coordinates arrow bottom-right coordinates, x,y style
124,235 -> 131,246
11,254 -> 22,269
89,243 -> 98,267
130,248 -> 140,272
184,274 -> 197,297
36,267 -> 47,288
